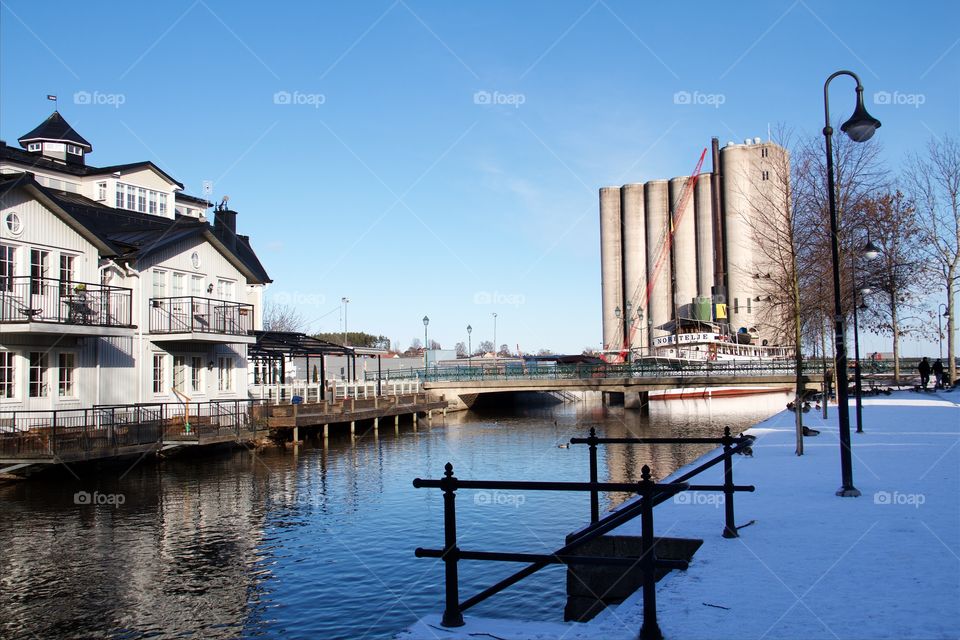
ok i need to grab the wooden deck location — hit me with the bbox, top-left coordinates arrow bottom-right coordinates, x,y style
265,393 -> 449,429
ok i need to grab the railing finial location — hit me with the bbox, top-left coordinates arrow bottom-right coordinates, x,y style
444,462 -> 454,477
641,464 -> 652,481
589,426 -> 596,438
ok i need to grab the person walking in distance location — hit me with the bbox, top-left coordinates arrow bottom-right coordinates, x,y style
932,358 -> 945,390
918,357 -> 931,390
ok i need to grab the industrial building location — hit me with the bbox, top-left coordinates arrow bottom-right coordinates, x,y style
600,137 -> 790,359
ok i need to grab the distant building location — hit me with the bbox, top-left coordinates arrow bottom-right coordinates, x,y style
0,110 -> 270,410
600,136 -> 789,356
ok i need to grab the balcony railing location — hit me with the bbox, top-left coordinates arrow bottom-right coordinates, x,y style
0,276 -> 133,328
149,296 -> 254,336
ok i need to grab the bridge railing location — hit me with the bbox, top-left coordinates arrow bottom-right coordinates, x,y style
369,358 -> 825,383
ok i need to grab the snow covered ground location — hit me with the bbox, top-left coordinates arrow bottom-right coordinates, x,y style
398,391 -> 960,639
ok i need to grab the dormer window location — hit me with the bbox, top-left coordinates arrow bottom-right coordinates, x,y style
27,142 -> 41,152
66,144 -> 82,155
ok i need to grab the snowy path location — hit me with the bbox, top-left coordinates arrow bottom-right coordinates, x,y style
399,392 -> 960,640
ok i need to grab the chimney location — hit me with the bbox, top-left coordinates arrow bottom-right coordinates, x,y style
214,207 -> 237,252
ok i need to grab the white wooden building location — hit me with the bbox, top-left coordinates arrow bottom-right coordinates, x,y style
0,111 -> 271,412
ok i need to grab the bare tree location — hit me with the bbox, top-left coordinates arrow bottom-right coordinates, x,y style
455,342 -> 467,358
262,302 -> 306,332
857,191 -> 931,383
498,344 -> 511,357
905,134 -> 960,383
477,340 -> 494,354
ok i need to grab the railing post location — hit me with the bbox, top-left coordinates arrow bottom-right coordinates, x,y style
721,426 -> 738,539
50,410 -> 57,456
440,462 -> 465,627
639,464 -> 662,640
587,427 -> 599,523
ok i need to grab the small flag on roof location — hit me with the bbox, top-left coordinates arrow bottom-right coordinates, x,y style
47,95 -> 57,101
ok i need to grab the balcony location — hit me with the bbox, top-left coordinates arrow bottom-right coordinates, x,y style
0,276 -> 134,335
149,296 -> 255,343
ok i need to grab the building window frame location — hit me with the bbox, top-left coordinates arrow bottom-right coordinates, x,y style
0,351 -> 14,400
30,248 -> 49,296
58,352 -> 76,397
59,254 -> 75,296
0,244 -> 15,293
152,353 -> 166,395
28,351 -> 48,398
152,269 -> 167,299
218,356 -> 234,392
190,356 -> 204,394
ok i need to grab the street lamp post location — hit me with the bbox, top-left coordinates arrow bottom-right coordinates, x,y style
423,316 -> 430,378
822,69 -> 881,497
467,324 -> 472,367
850,233 -> 881,434
492,313 -> 498,366
342,297 -> 350,346
938,304 -> 949,360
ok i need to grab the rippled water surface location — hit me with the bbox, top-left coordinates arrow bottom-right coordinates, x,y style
0,393 -> 789,639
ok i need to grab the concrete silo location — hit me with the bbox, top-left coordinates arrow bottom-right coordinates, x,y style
669,176 -> 697,320
644,180 -> 671,341
599,186 -> 623,351
620,183 -> 647,353
694,173 -> 715,305
720,141 -> 757,334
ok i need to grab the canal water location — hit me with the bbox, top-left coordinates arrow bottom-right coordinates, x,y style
0,392 -> 790,639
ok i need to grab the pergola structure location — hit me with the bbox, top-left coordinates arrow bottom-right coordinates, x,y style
249,331 -> 356,384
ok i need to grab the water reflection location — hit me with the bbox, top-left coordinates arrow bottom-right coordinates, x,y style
0,392 -> 789,639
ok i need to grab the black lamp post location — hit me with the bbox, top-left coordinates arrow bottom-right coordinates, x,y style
822,69 -> 881,497
938,304 -> 949,360
423,315 -> 430,377
851,232 -> 881,434
467,324 -> 472,367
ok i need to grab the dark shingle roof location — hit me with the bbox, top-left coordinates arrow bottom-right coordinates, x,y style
18,111 -> 92,150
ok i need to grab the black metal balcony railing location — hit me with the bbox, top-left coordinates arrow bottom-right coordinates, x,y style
0,276 -> 133,328
149,296 -> 254,336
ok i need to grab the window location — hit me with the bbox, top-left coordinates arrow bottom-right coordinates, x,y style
28,352 -> 48,397
0,245 -> 14,292
59,254 -> 75,296
67,144 -> 82,155
116,183 -> 125,208
126,187 -> 136,210
747,297 -> 752,314
217,279 -> 234,300
191,275 -> 204,296
158,193 -> 168,216
5,212 -> 22,235
733,298 -> 739,313
58,353 -> 75,397
191,252 -> 201,269
218,357 -> 234,391
191,356 -> 203,393
152,269 -> 166,298
137,188 -> 147,213
30,249 -> 49,295
0,352 -> 13,399
149,191 -> 157,215
96,181 -> 107,201
27,142 -> 41,152
761,148 -> 768,158
172,272 -> 185,297
152,354 -> 165,394
761,170 -> 770,181
173,355 -> 186,392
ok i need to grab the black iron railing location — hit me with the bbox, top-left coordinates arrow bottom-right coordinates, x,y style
0,399 -> 262,460
413,427 -> 755,639
149,296 -> 253,336
0,276 -> 133,328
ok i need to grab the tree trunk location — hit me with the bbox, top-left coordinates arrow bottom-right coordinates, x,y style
949,265 -> 957,384
891,296 -> 900,386
821,318 -> 829,419
793,269 -> 804,455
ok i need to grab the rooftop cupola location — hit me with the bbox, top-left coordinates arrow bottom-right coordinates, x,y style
18,111 -> 92,165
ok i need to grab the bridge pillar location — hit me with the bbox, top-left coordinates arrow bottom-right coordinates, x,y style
603,391 -> 625,406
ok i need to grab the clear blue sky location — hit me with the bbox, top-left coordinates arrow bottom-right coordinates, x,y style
2,1 -> 957,355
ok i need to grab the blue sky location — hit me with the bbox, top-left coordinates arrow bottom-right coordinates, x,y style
2,1 -> 957,355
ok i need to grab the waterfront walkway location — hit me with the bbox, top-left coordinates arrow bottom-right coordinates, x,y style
399,390 -> 960,639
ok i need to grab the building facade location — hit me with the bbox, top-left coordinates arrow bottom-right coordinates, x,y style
0,111 -> 270,411
599,136 -> 790,357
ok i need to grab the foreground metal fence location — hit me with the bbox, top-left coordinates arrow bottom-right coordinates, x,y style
0,400 -> 261,460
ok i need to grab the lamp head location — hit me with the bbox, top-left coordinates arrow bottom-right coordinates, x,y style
862,238 -> 881,261
423,315 -> 429,327
840,86 -> 881,142
467,324 -> 472,334
614,306 -> 621,319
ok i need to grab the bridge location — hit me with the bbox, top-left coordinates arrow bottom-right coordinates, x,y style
371,360 -> 827,410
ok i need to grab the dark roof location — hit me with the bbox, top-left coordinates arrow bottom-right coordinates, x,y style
176,192 -> 212,207
18,111 -> 92,150
85,161 -> 183,189
0,172 -> 270,284
0,140 -> 91,176
250,332 -> 355,360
